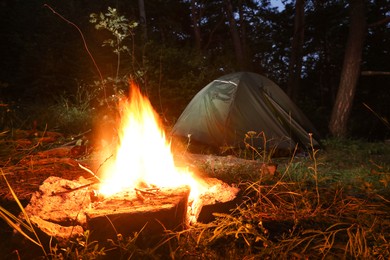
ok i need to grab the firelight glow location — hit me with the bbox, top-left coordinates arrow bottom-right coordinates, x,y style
98,82 -> 205,200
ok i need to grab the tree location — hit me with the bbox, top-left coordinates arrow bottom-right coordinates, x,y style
287,0 -> 305,102
329,0 -> 366,137
138,0 -> 148,42
224,0 -> 247,69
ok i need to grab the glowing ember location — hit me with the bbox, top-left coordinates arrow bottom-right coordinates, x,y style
98,82 -> 205,202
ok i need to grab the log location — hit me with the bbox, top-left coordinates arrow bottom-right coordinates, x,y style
174,153 -> 277,182
85,186 -> 190,246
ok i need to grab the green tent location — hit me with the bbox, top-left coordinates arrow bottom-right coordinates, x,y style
171,72 -> 321,151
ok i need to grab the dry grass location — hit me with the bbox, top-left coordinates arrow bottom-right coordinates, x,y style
1,137 -> 389,259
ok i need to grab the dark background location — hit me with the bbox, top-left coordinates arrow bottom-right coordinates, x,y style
0,0 -> 389,140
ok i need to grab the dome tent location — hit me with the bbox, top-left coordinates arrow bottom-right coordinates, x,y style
171,72 -> 321,152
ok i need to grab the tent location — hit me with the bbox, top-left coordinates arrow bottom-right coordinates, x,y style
171,72 -> 321,152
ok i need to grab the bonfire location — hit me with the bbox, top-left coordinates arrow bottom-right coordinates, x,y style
22,82 -> 240,246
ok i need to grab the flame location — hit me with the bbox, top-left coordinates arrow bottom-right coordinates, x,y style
98,82 -> 204,201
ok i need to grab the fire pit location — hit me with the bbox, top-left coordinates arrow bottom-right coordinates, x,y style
22,83 -> 240,246
23,174 -> 239,246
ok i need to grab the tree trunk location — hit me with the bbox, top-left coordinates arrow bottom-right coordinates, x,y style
287,0 -> 305,102
190,0 -> 202,51
238,0 -> 248,68
138,0 -> 147,42
224,0 -> 246,70
329,0 -> 366,137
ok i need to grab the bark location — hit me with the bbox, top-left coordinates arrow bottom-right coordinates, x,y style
329,0 -> 366,137
287,0 -> 305,102
224,0 -> 246,69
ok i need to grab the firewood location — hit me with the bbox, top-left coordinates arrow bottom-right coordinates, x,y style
85,186 -> 190,246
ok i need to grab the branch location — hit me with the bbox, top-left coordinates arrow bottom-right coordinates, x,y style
361,71 -> 390,76
368,16 -> 390,28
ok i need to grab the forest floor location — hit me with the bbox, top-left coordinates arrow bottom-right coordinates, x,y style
0,129 -> 390,259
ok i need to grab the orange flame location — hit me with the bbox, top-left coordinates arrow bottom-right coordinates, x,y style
98,82 -> 204,201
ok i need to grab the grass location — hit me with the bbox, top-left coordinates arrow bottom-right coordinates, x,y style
1,170 -> 48,258
1,137 -> 390,259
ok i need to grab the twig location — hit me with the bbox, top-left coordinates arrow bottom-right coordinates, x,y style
51,182 -> 98,196
43,4 -> 106,98
78,163 -> 101,182
96,154 -> 113,174
60,129 -> 92,147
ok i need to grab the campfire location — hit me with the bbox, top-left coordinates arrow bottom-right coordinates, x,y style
97,82 -> 206,204
23,82 -> 239,246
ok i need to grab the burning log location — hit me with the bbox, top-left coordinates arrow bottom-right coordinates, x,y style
85,186 -> 190,246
